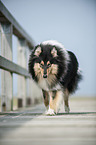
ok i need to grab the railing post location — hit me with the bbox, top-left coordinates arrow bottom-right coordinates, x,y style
17,38 -> 27,108
0,23 -> 13,111
26,48 -> 33,106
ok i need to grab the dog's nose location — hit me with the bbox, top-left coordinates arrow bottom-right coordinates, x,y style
43,74 -> 47,78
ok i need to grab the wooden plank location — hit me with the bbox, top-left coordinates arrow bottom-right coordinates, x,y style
0,23 -> 13,111
0,55 -> 30,77
0,1 -> 35,49
0,98 -> 96,145
17,39 -> 27,107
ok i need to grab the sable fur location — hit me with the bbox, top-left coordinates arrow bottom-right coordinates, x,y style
28,40 -> 82,115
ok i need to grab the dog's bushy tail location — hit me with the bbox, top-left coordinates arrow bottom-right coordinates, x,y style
67,68 -> 83,94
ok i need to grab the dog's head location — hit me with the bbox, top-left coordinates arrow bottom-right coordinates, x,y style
29,41 -> 69,84
32,45 -> 58,79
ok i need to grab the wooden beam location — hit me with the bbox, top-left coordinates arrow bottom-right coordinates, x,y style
0,55 -> 30,78
0,23 -> 13,111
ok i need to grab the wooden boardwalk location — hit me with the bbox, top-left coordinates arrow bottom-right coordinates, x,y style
0,97 -> 96,145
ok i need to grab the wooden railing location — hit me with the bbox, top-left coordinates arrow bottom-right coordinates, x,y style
0,1 -> 42,112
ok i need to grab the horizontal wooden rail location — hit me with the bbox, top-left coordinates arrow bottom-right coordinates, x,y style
0,55 -> 30,77
0,1 -> 35,49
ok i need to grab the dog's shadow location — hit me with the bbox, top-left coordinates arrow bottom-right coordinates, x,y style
33,112 -> 96,116
56,112 -> 96,115
1,112 -> 95,116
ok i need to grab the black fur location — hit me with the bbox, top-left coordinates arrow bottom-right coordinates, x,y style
60,51 -> 82,93
28,41 -> 82,94
29,44 -> 67,85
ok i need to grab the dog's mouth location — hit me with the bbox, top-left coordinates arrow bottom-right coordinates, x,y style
43,74 -> 47,78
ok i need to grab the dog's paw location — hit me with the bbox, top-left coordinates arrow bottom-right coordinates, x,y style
65,105 -> 70,113
45,108 -> 55,116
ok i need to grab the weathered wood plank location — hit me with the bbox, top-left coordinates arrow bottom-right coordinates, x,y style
0,98 -> 96,145
17,38 -> 27,107
0,23 -> 13,111
0,55 -> 30,77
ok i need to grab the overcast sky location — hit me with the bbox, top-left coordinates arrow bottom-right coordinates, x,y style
1,0 -> 96,97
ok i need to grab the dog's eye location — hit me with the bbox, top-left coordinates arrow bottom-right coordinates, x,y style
47,64 -> 51,68
40,64 -> 44,68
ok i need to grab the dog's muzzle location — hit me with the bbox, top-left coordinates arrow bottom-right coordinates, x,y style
43,66 -> 47,78
43,74 -> 47,78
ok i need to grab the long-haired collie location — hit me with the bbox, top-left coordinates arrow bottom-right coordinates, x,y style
29,40 -> 82,115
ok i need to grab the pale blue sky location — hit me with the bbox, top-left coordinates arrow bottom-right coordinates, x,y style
1,0 -> 96,96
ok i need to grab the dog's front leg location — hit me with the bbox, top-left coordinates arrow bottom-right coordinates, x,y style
45,91 -> 55,115
42,90 -> 49,110
46,90 -> 63,115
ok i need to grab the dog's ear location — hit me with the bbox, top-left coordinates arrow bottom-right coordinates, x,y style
51,47 -> 58,57
34,46 -> 41,56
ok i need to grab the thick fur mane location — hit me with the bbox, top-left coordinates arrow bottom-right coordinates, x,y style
29,40 -> 69,84
29,40 -> 82,93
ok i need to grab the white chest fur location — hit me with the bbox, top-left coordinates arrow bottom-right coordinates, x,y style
38,78 -> 62,91
38,79 -> 49,91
